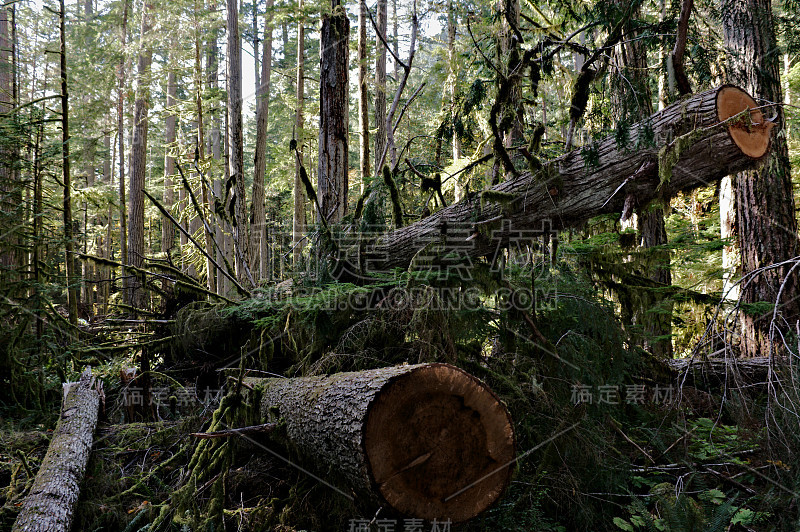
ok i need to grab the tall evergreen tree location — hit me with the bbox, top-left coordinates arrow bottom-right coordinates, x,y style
722,0 -> 799,357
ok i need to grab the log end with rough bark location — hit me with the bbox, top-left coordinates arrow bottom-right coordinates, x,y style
717,85 -> 774,159
363,364 -> 515,522
253,363 -> 515,523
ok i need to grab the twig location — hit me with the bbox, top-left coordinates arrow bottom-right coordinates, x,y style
190,423 -> 276,439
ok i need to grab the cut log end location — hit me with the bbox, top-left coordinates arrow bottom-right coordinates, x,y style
364,364 -> 515,523
717,85 -> 772,159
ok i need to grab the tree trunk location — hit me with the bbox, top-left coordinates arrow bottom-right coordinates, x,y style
57,0 -> 79,325
12,369 -> 102,532
162,60 -> 177,256
128,0 -> 153,310
318,6 -> 349,224
722,0 -> 799,358
195,22 -> 216,293
207,6 -> 226,295
358,0 -> 370,192
292,2 -> 306,269
117,0 -> 129,299
359,86 -> 773,274
447,0 -> 463,201
227,0 -> 251,284
251,0 -> 273,281
0,5 -> 15,271
374,0 -> 387,176
247,363 -> 515,523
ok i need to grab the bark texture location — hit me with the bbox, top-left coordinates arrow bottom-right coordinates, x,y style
128,0 -> 153,309
248,363 -> 515,522
359,86 -> 773,274
12,369 -> 102,532
318,8 -> 349,223
722,0 -> 799,358
251,0 -> 273,280
374,0 -> 387,175
358,0 -> 370,191
292,2 -> 306,268
162,62 -> 177,255
227,0 -> 251,284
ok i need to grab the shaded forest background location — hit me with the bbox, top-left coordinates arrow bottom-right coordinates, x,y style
3,0 -> 800,529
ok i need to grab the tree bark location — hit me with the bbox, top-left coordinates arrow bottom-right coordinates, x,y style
358,0 -> 370,192
128,0 -> 153,310
357,86 -> 774,274
374,0 -> 387,176
247,363 -> 515,523
318,6 -> 349,224
227,0 -> 251,284
251,0 -> 273,281
57,0 -> 79,325
162,58 -> 177,256
117,0 -> 129,296
12,369 -> 102,532
448,0 -> 461,172
722,0 -> 799,358
292,1 -> 306,269
0,5 -> 16,271
194,18 -> 216,294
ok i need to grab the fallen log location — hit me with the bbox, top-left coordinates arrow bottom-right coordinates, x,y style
667,356 -> 786,390
246,363 -> 515,523
13,368 -> 102,532
358,85 -> 772,272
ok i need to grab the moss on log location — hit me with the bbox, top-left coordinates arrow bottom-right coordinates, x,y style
12,368 -> 102,532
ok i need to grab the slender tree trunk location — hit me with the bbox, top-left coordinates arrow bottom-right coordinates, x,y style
102,133 -> 111,313
720,175 -> 739,300
392,0 -> 398,83
448,0 -> 463,201
128,0 -> 153,310
318,3 -> 349,224
0,5 -> 15,271
251,0 -> 273,281
162,59 -> 177,255
195,19 -> 216,293
57,0 -> 79,325
358,0 -> 370,193
227,0 -> 251,284
117,0 -> 129,301
374,0 -> 387,175
207,10 -> 227,295
292,1 -> 306,269
722,0 -> 799,357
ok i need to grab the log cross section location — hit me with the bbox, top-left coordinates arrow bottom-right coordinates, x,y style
248,363 -> 516,522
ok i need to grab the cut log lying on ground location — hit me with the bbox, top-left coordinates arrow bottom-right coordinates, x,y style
246,363 -> 515,523
13,368 -> 102,532
360,85 -> 772,272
